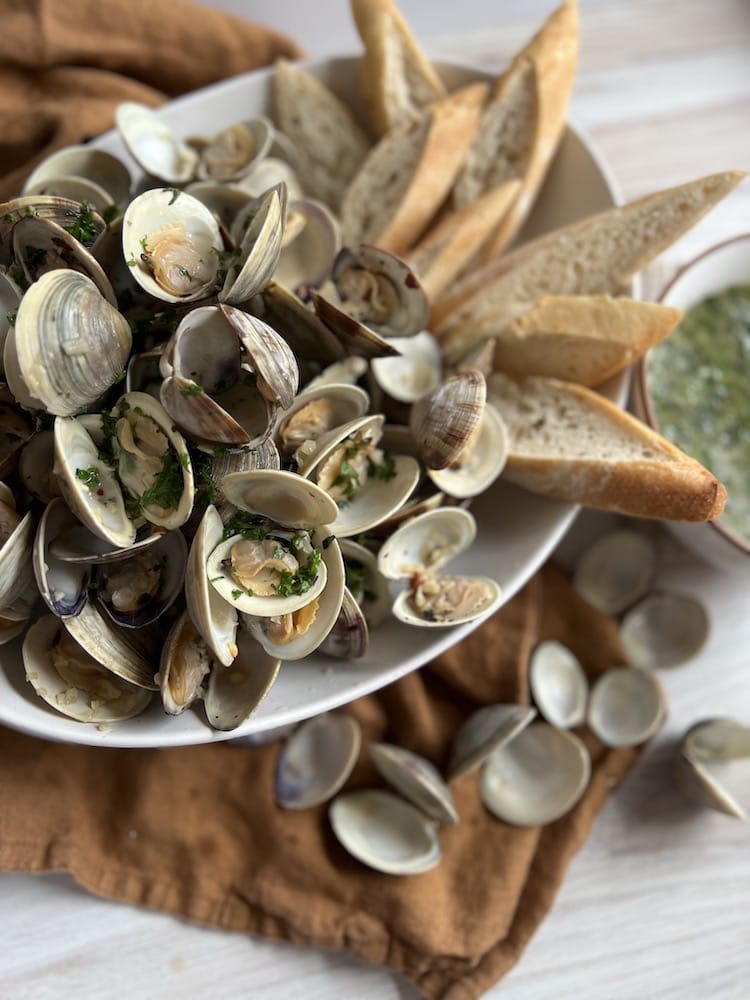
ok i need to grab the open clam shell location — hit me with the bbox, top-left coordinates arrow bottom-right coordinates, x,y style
316,587 -> 369,660
240,536 -> 345,660
33,498 -> 90,619
116,102 -> 198,184
480,722 -> 592,826
573,529 -> 657,615
448,703 -> 537,780
275,198 -> 341,295
587,666 -> 666,747
23,614 -> 152,724
158,610 -> 213,716
275,383 -> 370,460
18,430 -> 61,504
0,271 -> 22,375
680,718 -> 750,819
111,391 -> 195,530
221,184 -> 285,304
297,413 -> 421,539
275,712 -> 361,809
426,401 -> 509,500
620,591 -> 710,670
122,187 -> 222,302
312,291 -> 401,360
203,630 -> 280,731
377,507 -> 475,580
185,505 -> 238,667
258,281 -> 345,364
63,600 -> 158,690
53,416 -> 136,550
370,331 -> 442,404
369,742 -> 459,824
195,117 -> 274,183
329,789 -> 441,875
96,529 -> 187,630
529,640 -> 588,729
0,504 -> 38,617
21,144 -> 132,207
330,245 -> 428,338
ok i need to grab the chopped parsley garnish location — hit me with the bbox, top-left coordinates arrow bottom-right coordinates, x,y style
129,449 -> 185,515
6,312 -> 16,326
231,586 -> 254,599
65,201 -> 100,243
24,245 -> 47,271
367,450 -> 397,482
275,548 -> 322,597
222,511 -> 268,541
344,559 -> 368,602
290,532 -> 309,551
165,187 -> 182,205
333,444 -> 362,500
126,256 -> 137,268
75,466 -> 102,491
193,451 -> 219,505
180,382 -> 204,396
175,264 -> 194,280
102,204 -> 120,225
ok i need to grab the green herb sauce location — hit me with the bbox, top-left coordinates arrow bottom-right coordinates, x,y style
647,283 -> 750,542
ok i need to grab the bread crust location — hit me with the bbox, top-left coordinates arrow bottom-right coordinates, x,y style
453,0 -> 578,261
351,0 -> 446,136
433,170 -> 747,362
493,295 -> 683,385
341,82 -> 488,257
488,373 -> 727,522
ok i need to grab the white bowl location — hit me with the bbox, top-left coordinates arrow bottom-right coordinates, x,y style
0,56 -> 627,747
635,234 -> 750,574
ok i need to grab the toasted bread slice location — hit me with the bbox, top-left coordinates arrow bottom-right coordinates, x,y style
351,0 -> 446,137
488,372 -> 727,521
452,0 -> 578,260
407,180 -> 521,302
271,59 -> 371,211
434,170 -> 746,363
493,295 -> 683,386
340,82 -> 488,257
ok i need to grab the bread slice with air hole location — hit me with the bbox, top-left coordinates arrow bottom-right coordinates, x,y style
491,295 -> 683,386
433,170 -> 746,363
488,372 -> 727,522
340,81 -> 488,257
406,180 -> 521,301
452,0 -> 578,262
351,0 -> 446,137
271,59 -> 371,212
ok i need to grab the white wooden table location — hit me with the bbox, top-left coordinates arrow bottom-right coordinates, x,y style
2,2 -> 749,997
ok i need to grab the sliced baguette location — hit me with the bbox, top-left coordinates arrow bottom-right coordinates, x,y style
407,179 -> 521,301
434,170 -> 746,363
340,81 -> 488,257
488,372 -> 727,522
271,59 -> 371,212
453,0 -> 578,261
493,295 -> 683,386
351,0 -> 446,136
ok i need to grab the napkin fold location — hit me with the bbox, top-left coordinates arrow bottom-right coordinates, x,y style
0,4 -> 640,997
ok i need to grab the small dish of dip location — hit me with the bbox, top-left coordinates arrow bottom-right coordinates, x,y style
636,234 -> 750,573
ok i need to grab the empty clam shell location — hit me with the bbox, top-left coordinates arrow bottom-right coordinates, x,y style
681,718 -> 750,819
529,640 -> 588,729
203,630 -> 280,731
329,789 -> 441,875
370,331 -> 442,404
587,666 -> 666,747
480,723 -> 591,826
116,102 -> 198,184
275,712 -> 361,809
573,529 -> 656,615
620,591 -> 709,670
33,498 -> 90,618
448,703 -> 537,780
369,742 -> 458,823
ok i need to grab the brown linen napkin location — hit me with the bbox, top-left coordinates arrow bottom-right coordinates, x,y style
0,563 -> 638,1000
0,0 -> 302,201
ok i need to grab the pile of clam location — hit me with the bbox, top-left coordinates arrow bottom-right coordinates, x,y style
0,104 -> 509,731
